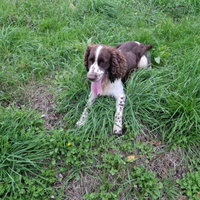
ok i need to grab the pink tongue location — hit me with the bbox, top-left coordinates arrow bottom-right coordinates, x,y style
91,74 -> 105,96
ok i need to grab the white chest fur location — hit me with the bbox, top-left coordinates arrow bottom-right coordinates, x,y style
100,76 -> 125,99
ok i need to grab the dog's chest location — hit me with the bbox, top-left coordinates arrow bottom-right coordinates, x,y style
100,76 -> 125,98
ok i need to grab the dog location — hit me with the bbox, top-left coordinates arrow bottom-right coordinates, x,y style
76,41 -> 152,136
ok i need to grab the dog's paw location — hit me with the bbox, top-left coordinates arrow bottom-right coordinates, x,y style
113,125 -> 123,137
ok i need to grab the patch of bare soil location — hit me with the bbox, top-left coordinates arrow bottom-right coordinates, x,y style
133,127 -> 186,181
24,80 -> 64,130
54,171 -> 101,200
54,169 -> 135,200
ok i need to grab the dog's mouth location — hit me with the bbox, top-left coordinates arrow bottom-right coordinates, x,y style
91,74 -> 106,96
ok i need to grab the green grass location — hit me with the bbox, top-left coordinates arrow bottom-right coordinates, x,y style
0,105 -> 55,199
1,0 -> 200,199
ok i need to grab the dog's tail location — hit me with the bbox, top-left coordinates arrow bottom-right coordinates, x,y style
145,44 -> 152,51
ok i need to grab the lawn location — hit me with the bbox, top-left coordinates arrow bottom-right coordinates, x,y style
0,0 -> 200,199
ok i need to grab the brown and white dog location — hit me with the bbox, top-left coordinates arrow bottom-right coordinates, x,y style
76,41 -> 152,136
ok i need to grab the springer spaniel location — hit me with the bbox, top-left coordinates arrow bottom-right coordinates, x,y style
76,41 -> 152,136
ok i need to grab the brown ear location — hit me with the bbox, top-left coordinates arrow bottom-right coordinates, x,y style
83,44 -> 96,72
83,45 -> 91,72
109,48 -> 128,83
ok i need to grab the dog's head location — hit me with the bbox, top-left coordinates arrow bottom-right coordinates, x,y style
84,44 -> 128,84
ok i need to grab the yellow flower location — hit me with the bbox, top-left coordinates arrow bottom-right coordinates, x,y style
68,143 -> 71,146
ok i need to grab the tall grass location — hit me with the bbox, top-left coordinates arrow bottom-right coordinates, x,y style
0,105 -> 55,199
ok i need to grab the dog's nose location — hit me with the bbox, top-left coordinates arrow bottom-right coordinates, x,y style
87,74 -> 96,82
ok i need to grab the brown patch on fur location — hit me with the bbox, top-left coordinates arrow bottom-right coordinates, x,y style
116,41 -> 152,72
107,46 -> 128,83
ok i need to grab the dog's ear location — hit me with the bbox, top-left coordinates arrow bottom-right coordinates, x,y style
84,44 -> 95,72
108,48 -> 128,83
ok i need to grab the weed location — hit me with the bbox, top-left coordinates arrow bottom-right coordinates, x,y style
176,168 -> 200,200
130,165 -> 163,199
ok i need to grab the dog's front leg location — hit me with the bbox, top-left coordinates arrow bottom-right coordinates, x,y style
113,95 -> 126,136
76,92 -> 97,127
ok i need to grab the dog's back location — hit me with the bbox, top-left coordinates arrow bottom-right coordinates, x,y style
116,41 -> 152,79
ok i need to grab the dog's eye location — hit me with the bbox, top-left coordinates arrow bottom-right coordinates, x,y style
89,58 -> 94,63
99,59 -> 105,64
